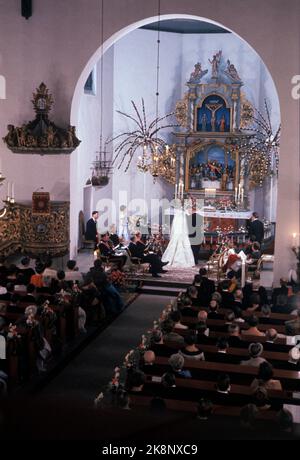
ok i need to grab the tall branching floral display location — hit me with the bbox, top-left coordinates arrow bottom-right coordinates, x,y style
241,100 -> 281,188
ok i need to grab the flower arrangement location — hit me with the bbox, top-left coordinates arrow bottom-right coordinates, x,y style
7,324 -> 21,356
111,366 -> 121,387
7,323 -> 20,339
40,300 -> 57,331
108,269 -> 126,289
138,334 -> 149,351
124,349 -> 137,368
215,198 -> 235,211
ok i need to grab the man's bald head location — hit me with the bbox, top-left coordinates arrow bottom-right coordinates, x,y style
144,350 -> 156,365
198,310 -> 208,322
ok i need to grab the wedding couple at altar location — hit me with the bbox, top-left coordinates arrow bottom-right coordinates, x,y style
162,204 -> 204,269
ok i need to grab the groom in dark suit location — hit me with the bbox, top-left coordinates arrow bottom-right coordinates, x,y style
85,211 -> 99,246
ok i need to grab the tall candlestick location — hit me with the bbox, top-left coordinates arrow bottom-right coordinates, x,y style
179,182 -> 183,199
241,260 -> 246,288
235,187 -> 238,203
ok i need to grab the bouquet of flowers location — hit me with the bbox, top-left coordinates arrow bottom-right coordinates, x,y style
7,323 -> 20,339
40,300 -> 57,333
124,348 -> 141,369
108,269 -> 126,289
7,324 -> 21,356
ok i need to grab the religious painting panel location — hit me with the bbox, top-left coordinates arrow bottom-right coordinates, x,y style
196,95 -> 230,133
188,144 -> 235,191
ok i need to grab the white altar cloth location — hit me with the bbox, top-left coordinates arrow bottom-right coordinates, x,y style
164,208 -> 252,220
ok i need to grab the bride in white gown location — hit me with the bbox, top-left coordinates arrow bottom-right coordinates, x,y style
161,207 -> 195,268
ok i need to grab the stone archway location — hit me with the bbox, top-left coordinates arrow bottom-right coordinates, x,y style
70,13 -> 281,285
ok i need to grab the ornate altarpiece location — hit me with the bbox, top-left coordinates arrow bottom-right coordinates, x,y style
174,51 -> 252,205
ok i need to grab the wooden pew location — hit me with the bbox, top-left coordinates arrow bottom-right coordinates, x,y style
153,342 -> 291,365
186,305 -> 294,323
181,317 -> 287,334
173,327 -> 291,348
149,356 -> 300,391
129,393 -> 280,421
140,376 -> 298,406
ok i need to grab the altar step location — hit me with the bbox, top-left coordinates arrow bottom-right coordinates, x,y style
137,280 -> 189,297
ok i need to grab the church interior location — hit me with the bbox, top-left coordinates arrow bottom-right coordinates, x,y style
1,0 -> 300,443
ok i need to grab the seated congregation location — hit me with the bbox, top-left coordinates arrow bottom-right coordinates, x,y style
0,254 -> 129,393
98,269 -> 300,434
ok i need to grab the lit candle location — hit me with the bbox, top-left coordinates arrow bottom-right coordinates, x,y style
178,182 -> 182,199
292,233 -> 297,247
175,184 -> 178,198
241,187 -> 244,203
7,181 -> 10,200
11,182 -> 14,199
235,187 -> 238,202
241,260 -> 246,288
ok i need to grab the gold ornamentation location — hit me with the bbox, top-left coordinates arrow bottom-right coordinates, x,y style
240,93 -> 254,129
32,82 -> 54,115
175,94 -> 189,128
240,99 -> 280,187
3,83 -> 81,154
0,201 -> 69,257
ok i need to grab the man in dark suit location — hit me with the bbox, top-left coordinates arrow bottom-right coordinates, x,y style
98,233 -> 126,268
128,233 -> 167,277
248,212 -> 264,245
85,211 -> 99,245
272,278 -> 289,307
193,268 -> 215,307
